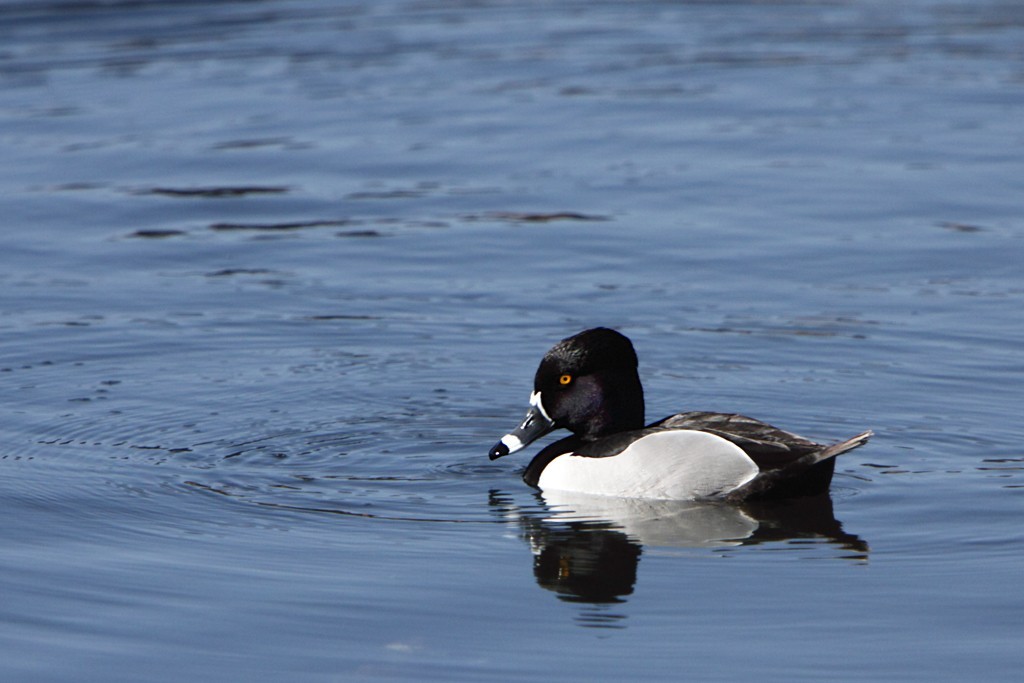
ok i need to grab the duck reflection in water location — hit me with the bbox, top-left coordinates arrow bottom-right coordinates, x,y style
490,490 -> 867,627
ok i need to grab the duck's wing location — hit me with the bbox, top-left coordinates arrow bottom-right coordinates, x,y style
724,429 -> 873,502
649,411 -> 822,469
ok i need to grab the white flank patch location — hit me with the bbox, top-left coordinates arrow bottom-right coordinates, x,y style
536,430 -> 758,500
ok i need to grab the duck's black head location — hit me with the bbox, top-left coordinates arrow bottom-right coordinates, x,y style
489,328 -> 645,460
535,328 -> 645,437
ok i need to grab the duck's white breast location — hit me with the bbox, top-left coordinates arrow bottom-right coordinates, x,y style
536,429 -> 758,500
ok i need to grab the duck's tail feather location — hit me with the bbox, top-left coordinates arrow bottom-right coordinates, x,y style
724,430 -> 873,502
814,430 -> 874,461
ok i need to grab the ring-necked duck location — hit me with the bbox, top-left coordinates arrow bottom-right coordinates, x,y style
489,327 -> 872,501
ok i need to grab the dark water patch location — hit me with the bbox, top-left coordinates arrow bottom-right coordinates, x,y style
128,229 -> 187,238
336,229 -> 386,238
209,219 -> 353,232
141,186 -> 289,198
366,218 -> 449,230
212,137 -> 309,151
50,181 -> 104,191
204,268 -> 280,277
343,181 -> 482,202
346,189 -> 429,200
936,220 -> 986,233
306,314 -> 382,321
463,211 -> 609,223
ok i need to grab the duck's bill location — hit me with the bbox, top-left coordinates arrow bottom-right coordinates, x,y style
489,397 -> 555,460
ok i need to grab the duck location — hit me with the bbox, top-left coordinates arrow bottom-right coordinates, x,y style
488,327 -> 872,501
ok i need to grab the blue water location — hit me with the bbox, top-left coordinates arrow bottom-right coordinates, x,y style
2,1 -> 1022,680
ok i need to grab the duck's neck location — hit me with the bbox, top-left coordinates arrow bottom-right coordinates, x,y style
580,372 -> 645,440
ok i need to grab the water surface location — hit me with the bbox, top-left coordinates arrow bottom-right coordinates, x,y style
1,1 -> 1022,681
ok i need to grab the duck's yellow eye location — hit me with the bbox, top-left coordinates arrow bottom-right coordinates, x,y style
559,374 -> 573,385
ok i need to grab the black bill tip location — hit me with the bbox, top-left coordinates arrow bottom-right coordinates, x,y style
488,442 -> 510,461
